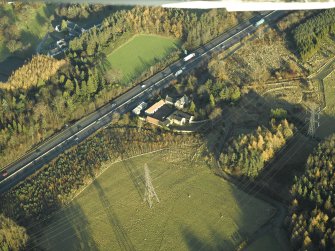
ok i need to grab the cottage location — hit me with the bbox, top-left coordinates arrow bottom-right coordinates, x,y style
175,95 -> 189,109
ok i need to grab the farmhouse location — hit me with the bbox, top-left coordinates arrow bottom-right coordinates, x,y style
175,95 -> 190,109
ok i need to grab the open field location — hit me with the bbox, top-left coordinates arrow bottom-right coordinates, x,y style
106,34 -> 179,83
245,232 -> 283,251
35,149 -> 274,251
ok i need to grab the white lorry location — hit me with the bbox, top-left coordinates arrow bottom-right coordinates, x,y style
183,53 -> 196,62
175,70 -> 183,77
255,18 -> 265,27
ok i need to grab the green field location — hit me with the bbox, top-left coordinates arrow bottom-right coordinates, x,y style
36,150 -> 274,251
245,233 -> 283,251
106,34 -> 179,83
324,71 -> 335,116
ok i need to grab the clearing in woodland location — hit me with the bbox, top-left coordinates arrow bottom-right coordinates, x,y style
106,34 -> 179,83
36,149 -> 274,251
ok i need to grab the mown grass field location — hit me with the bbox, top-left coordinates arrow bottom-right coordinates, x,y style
36,149 -> 274,251
106,34 -> 179,83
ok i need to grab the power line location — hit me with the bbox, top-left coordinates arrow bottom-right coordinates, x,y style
306,106 -> 320,137
144,163 -> 160,208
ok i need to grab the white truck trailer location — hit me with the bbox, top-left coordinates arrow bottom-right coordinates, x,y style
183,53 -> 195,62
175,70 -> 183,77
255,18 -> 265,27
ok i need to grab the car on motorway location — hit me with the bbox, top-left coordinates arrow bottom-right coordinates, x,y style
1,170 -> 8,177
74,135 -> 79,141
141,84 -> 146,88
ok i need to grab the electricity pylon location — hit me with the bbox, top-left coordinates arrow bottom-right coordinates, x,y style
144,164 -> 159,208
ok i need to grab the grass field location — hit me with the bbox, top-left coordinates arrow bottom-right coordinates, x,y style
245,232 -> 282,251
36,149 -> 274,251
106,34 -> 179,83
323,71 -> 335,116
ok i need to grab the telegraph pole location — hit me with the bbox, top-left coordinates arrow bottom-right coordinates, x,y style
144,164 -> 159,208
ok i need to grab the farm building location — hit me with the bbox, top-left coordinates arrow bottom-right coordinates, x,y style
145,100 -> 165,115
132,102 -> 148,115
167,110 -> 194,126
175,95 -> 190,109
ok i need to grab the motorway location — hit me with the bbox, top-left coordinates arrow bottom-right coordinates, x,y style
0,10 -> 288,194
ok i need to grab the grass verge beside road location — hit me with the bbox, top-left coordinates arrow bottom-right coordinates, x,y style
36,150 -> 274,251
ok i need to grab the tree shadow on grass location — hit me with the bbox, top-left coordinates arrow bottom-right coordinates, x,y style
35,12 -> 48,27
90,179 -> 136,251
106,128 -> 145,200
35,203 -> 99,251
181,226 -> 238,251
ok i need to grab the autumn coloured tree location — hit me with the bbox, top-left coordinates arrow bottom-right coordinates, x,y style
219,119 -> 294,178
289,134 -> 335,251
0,214 -> 28,251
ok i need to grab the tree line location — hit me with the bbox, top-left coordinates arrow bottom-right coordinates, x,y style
293,9 -> 335,61
0,55 -> 67,89
55,3 -> 105,20
68,6 -> 245,60
288,134 -> 335,250
219,119 -> 294,178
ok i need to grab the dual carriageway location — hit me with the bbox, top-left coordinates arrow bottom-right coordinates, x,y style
0,10 -> 288,194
